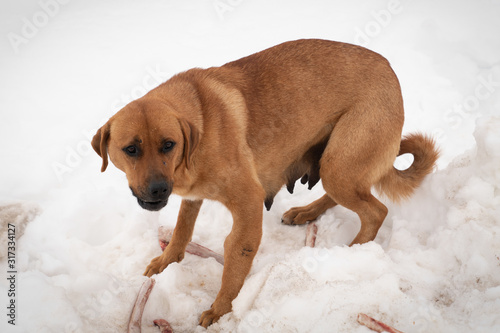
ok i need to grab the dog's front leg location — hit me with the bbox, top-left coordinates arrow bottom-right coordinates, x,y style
144,199 -> 203,277
199,191 -> 263,327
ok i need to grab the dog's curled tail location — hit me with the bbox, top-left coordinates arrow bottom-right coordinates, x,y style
375,133 -> 439,202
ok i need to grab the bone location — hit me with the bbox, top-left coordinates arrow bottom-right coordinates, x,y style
305,222 -> 318,247
153,319 -> 174,333
357,313 -> 404,333
158,226 -> 224,265
128,278 -> 156,333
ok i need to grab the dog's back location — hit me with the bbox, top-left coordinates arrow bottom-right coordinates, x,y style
220,39 -> 405,200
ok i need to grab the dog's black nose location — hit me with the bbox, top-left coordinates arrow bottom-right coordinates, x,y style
148,180 -> 171,201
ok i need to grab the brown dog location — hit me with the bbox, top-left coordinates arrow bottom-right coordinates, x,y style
92,39 -> 438,327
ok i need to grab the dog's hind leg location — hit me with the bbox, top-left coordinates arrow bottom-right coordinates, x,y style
281,194 -> 336,225
318,105 -> 402,245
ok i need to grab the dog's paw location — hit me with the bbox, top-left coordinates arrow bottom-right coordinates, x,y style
281,206 -> 316,225
199,308 -> 221,328
199,302 -> 231,328
143,255 -> 166,277
143,252 -> 184,277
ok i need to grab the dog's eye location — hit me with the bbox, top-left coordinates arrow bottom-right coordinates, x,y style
161,141 -> 176,153
123,145 -> 139,157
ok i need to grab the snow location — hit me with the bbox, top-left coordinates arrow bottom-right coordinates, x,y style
1,0 -> 499,332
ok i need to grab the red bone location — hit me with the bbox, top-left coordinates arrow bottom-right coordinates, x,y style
127,278 -> 175,332
357,313 -> 404,333
128,278 -> 156,333
158,226 -> 224,265
129,226 -> 227,333
305,222 -> 318,247
153,319 -> 174,333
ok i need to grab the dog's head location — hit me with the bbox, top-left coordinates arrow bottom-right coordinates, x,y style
92,98 -> 200,211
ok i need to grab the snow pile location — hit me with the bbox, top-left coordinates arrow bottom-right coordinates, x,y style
1,116 -> 498,333
213,116 -> 500,333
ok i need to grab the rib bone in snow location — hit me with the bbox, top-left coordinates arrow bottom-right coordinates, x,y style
357,313 -> 404,333
158,226 -> 224,265
154,319 -> 174,333
128,278 -> 156,333
305,222 -> 318,247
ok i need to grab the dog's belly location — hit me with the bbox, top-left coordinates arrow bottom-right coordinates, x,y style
255,123 -> 334,210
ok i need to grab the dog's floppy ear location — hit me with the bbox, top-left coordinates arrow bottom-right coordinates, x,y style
179,118 -> 200,170
91,122 -> 111,172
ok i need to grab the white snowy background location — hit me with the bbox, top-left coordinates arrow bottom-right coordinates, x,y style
1,0 -> 500,332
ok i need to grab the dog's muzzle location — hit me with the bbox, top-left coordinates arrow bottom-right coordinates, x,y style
131,180 -> 172,211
